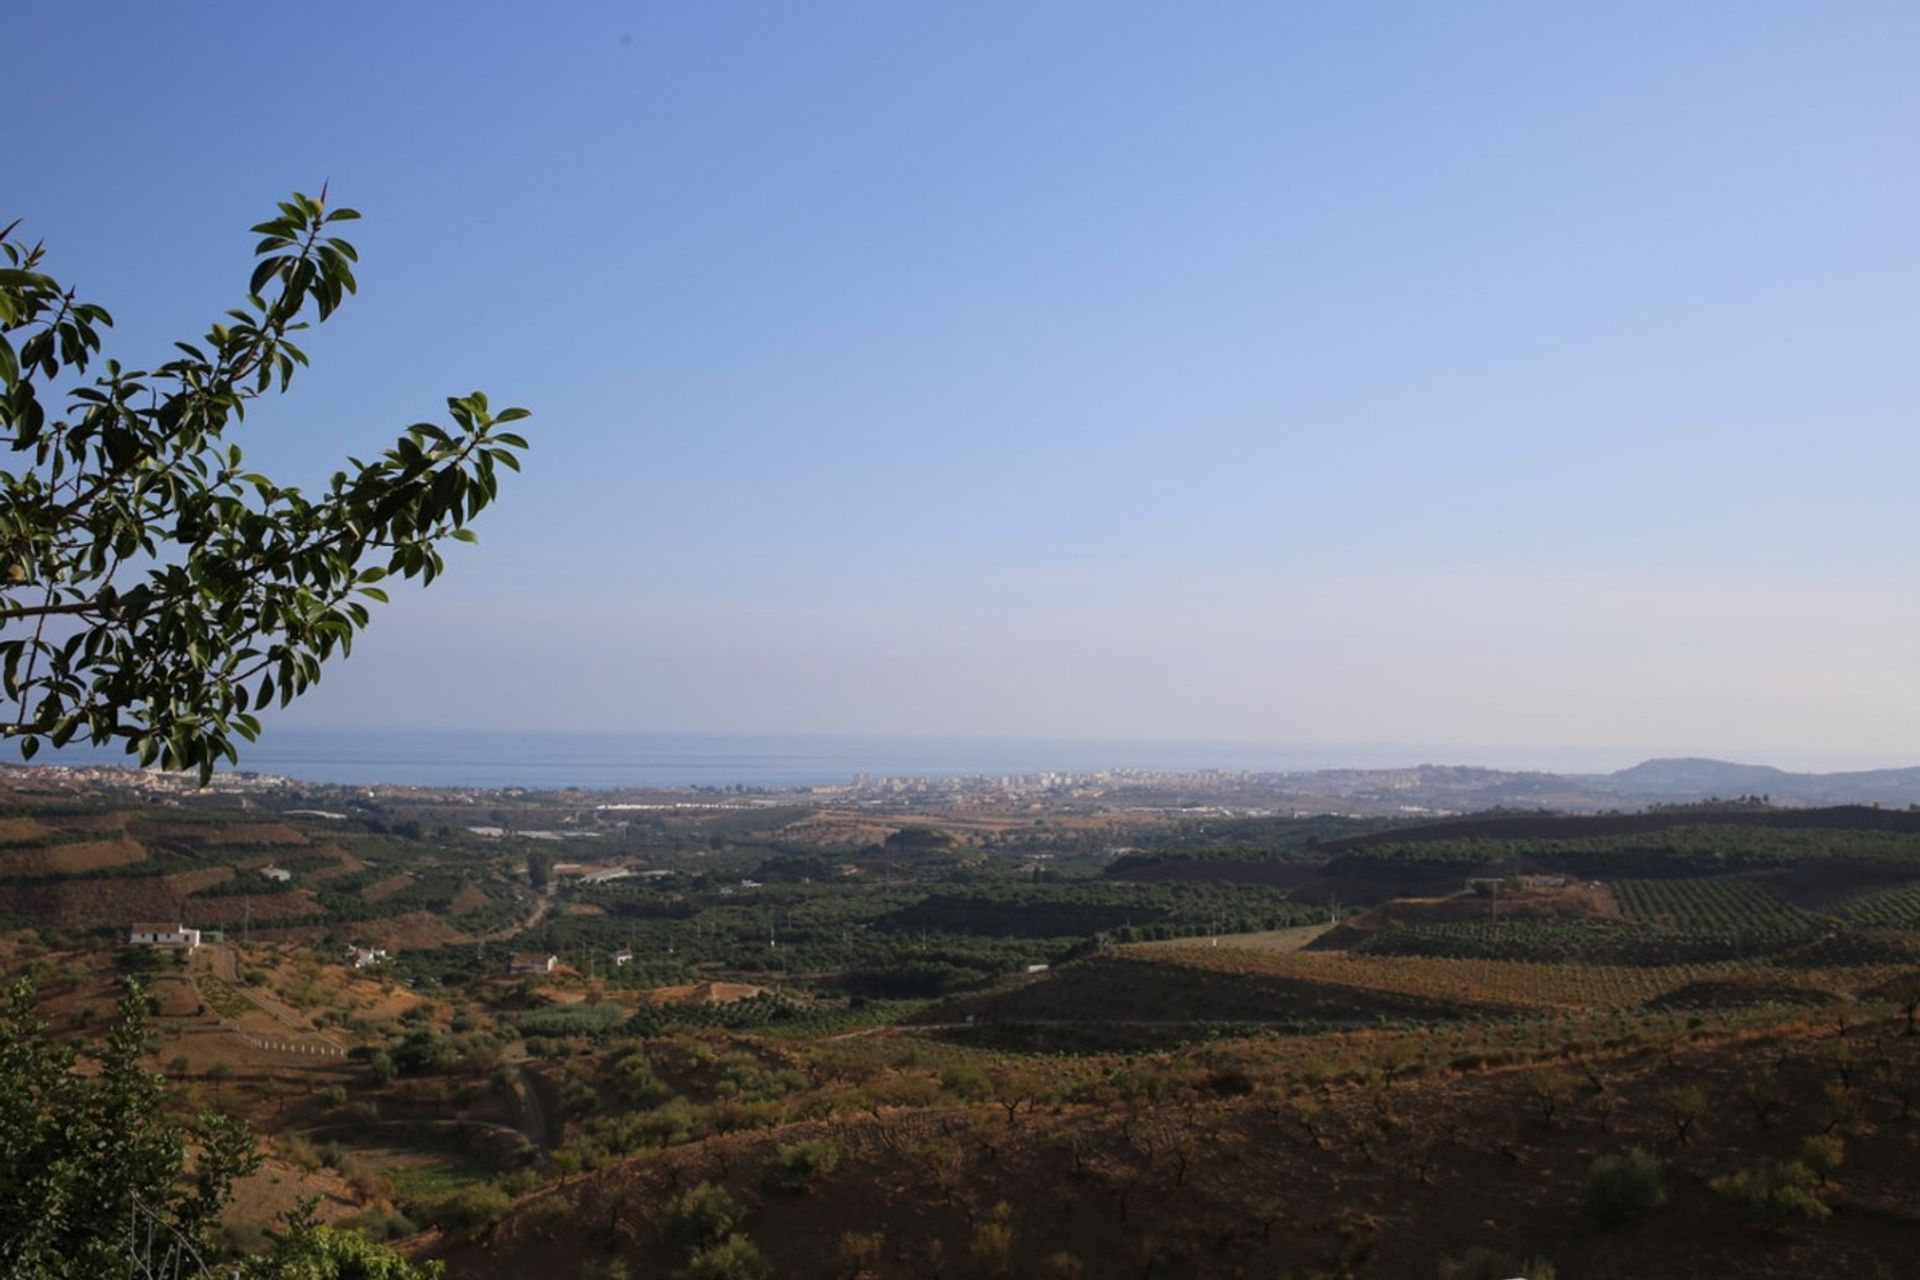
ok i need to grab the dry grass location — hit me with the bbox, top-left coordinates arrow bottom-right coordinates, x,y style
1124,922 -> 1336,954
450,882 -> 492,916
0,837 -> 148,875
0,816 -> 54,844
169,866 -> 238,895
359,874 -> 416,904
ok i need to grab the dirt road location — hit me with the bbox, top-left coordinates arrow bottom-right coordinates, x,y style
470,884 -> 556,944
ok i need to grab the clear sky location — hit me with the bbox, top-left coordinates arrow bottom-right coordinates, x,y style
15,2 -> 1920,768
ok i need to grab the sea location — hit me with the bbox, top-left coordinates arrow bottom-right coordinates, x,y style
31,729 -> 1649,791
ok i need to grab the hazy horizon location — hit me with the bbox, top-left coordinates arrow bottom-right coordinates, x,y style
35,725 -> 1920,790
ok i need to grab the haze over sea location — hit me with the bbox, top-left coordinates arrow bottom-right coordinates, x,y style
28,731 -> 1908,791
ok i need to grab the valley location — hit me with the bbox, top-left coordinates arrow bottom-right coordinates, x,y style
3,769 -> 1918,1277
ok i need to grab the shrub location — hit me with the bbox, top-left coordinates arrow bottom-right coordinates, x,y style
1438,1247 -> 1555,1280
420,1184 -> 511,1236
761,1138 -> 844,1194
1798,1133 -> 1844,1183
1582,1149 -> 1666,1229
941,1064 -> 992,1102
663,1183 -> 745,1259
278,1135 -> 323,1172
392,1032 -> 457,1075
1710,1161 -> 1831,1223
343,1209 -> 418,1242
604,1044 -> 670,1101
521,1194 -> 574,1233
676,1234 -> 772,1280
611,1096 -> 706,1151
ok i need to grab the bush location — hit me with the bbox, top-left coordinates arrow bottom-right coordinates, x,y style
520,1194 -> 574,1233
610,1096 -> 706,1151
761,1138 -> 844,1194
343,1209 -> 418,1242
1709,1161 -> 1831,1223
419,1184 -> 511,1236
278,1135 -> 323,1172
941,1064 -> 992,1102
1798,1133 -> 1844,1183
392,1032 -> 457,1075
664,1183 -> 745,1258
676,1234 -> 772,1280
1438,1247 -> 1556,1280
1583,1149 -> 1666,1229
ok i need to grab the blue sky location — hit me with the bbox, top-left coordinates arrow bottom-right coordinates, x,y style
16,2 -> 1920,766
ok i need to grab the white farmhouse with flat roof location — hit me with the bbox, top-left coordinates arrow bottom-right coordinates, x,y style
129,923 -> 201,950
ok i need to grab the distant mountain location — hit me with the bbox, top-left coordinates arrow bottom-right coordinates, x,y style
1597,757 -> 1795,796
1587,757 -> 1920,807
1257,756 -> 1920,814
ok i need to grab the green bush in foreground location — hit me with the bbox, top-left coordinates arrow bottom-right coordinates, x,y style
0,978 -> 437,1278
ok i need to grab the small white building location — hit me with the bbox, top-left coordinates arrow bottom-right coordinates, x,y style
129,923 -> 201,951
345,945 -> 388,969
259,866 -> 293,883
510,952 -> 558,975
611,948 -> 635,966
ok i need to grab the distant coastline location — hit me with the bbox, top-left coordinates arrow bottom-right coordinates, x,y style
25,728 -> 1906,791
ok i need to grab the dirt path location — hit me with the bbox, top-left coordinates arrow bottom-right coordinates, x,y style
1121,921 -> 1337,954
190,944 -> 348,1054
470,885 -> 556,944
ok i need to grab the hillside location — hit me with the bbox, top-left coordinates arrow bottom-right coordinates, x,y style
5,779 -> 1920,1278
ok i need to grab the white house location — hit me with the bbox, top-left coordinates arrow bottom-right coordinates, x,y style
345,945 -> 388,969
611,948 -> 635,967
510,952 -> 558,975
259,866 -> 293,883
129,923 -> 201,950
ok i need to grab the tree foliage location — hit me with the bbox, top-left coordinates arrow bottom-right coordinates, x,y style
0,976 -> 257,1277
0,191 -> 528,777
239,1204 -> 443,1280
0,977 -> 441,1278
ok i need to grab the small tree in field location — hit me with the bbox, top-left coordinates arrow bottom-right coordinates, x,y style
0,193 -> 527,777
